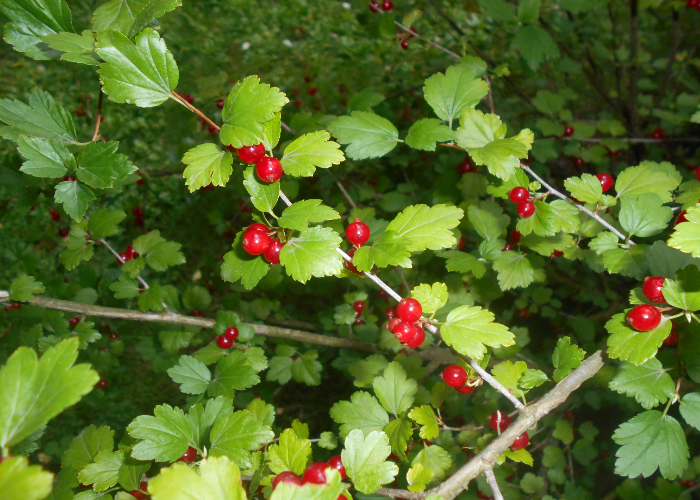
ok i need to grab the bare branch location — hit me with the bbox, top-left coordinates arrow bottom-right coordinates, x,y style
91,89 -> 104,142
172,91 -> 220,131
483,469 -> 504,500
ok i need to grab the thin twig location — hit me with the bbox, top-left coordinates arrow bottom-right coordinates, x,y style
91,89 -> 104,142
172,91 -> 220,131
394,21 -> 461,60
483,75 -> 495,114
327,171 -> 357,209
98,238 -> 152,292
394,268 -> 410,293
483,469 -> 504,500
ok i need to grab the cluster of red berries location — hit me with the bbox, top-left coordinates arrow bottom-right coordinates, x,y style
226,143 -> 283,183
385,298 -> 425,348
441,365 -> 480,394
3,302 -> 22,313
488,411 -> 529,451
626,276 -> 678,345
117,245 -> 139,265
272,456 -> 347,491
502,229 -> 521,252
457,157 -> 477,175
369,0 -> 393,13
216,326 -> 239,349
242,224 -> 285,264
395,26 -> 416,50
353,300 -> 365,325
508,187 -> 535,219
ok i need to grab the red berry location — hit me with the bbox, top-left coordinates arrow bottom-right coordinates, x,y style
442,365 -> 468,388
242,230 -> 271,255
609,150 -> 619,157
518,309 -> 531,318
642,276 -> 666,303
109,332 -> 119,340
457,158 -> 476,174
63,175 -> 76,182
216,335 -> 233,349
182,93 -> 195,104
49,209 -> 60,221
3,305 -> 10,312
133,206 -> 144,217
345,248 -> 360,274
273,471 -> 303,490
255,157 -> 283,183
401,40 -> 409,50
346,219 -> 370,246
488,411 -> 513,433
208,124 -> 217,137
405,325 -> 425,348
97,379 -> 108,389
509,187 -> 529,204
386,317 -> 402,332
117,252 -> 129,264
676,210 -> 689,225
663,329 -> 679,346
552,250 -> 564,258
517,201 -> 535,218
511,432 -> 529,451
596,173 -> 614,192
382,0 -> 393,10
179,446 -> 197,463
307,87 -> 317,96
456,384 -> 475,394
293,100 -> 302,108
303,76 -> 312,83
69,316 -> 81,327
263,238 -> 284,265
396,298 -> 422,323
574,157 -> 584,168
392,320 -> 417,345
191,310 -> 204,317
224,326 -> 239,341
245,223 -> 269,235
651,128 -> 666,140
58,228 -> 69,237
327,455 -> 347,480
563,126 -> 574,137
627,304 -> 662,331
457,236 -> 466,250
369,0 -> 381,12
130,490 -> 146,500
696,169 -> 700,182
353,301 -> 366,314
216,99 -> 225,109
237,144 -> 266,164
510,230 -> 521,245
11,302 -> 21,310
503,243 -> 515,252
302,462 -> 329,484
126,245 -> 139,259
385,307 -> 396,319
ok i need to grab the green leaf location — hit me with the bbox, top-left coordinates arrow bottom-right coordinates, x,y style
260,113 -> 282,152
267,428 -> 311,475
96,28 -> 179,108
348,355 -> 389,388
468,201 -> 510,241
242,166 -> 279,213
351,231 -> 412,272
520,233 -> 574,257
54,180 -> 95,221
679,393 -> 700,431
280,131 -> 344,177
519,369 -> 548,390
663,266 -> 700,311
516,200 -> 556,237
413,445 -> 452,480
42,30 -> 98,65
278,200 -> 340,231
132,230 -> 185,272
128,404 -> 195,462
613,411 -> 688,480
615,164 -> 680,203
78,449 -> 124,492
92,0 -> 183,39
441,306 -> 515,360
148,455 -> 247,500
619,193 -> 673,238
208,351 -> 261,399
221,76 -> 288,149
609,359 -> 675,410
330,392 -> 390,438
0,456 -> 54,500
404,119 -> 456,151
76,141 -> 137,189
372,362 -> 417,416
182,144 -> 233,192
0,338 -> 98,448
438,250 -> 487,278
62,425 -> 114,472
269,470 -> 344,500
518,0 -> 541,23
0,89 -> 77,144
0,0 -> 74,60
342,430 -> 398,494
347,88 -> 385,111
17,135 -> 74,178
408,406 -> 439,440
423,66 -> 488,127
669,206 -> 700,257
384,417 -> 413,460
601,245 -> 650,280
167,355 -> 211,395
291,351 -> 322,386
564,173 -> 603,205
606,313 -> 672,365
552,337 -> 585,382
385,204 -> 463,252
511,25 -> 559,70
327,111 -> 400,160
9,274 -> 45,302
318,432 -> 338,450
493,252 -> 535,290
549,200 -> 580,233
209,409 -> 274,468
406,463 -> 432,493
520,472 -> 545,494
280,227 -> 343,283
221,231 -> 270,290
492,360 -> 528,398
410,283 -> 448,315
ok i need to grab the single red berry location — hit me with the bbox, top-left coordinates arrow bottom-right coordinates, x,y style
307,87 -> 317,96
109,332 -> 119,340
517,201 -> 536,218
574,157 -> 584,168
405,325 -> 425,348
627,304 -> 662,331
101,347 -> 109,353
457,157 -> 476,174
245,223 -> 269,235
130,490 -> 146,500
401,40 -> 409,50
386,317 -> 402,332
353,301 -> 366,314
642,276 -> 666,303
3,305 -> 11,312
457,236 -> 466,250
382,0 -> 393,10
216,334 -> 233,349
97,379 -> 108,389
552,250 -> 564,258
242,230 -> 271,255
179,446 -> 197,463
396,298 -> 422,323
303,75 -> 313,83
518,309 -> 531,318
69,316 -> 81,327
385,307 -> 396,319
511,432 -> 529,451
136,177 -> 144,185
293,100 -> 302,108
696,169 -> 700,182
488,411 -> 513,433
117,252 -> 129,264
676,210 -> 689,225
456,384 -> 475,394
326,455 -> 346,479
596,173 -> 614,192
510,230 -> 521,244
688,0 -> 700,7
346,219 -> 370,246
503,243 -> 515,252
563,126 -> 574,137
132,206 -> 144,217
509,187 -> 529,204
345,248 -> 360,274
255,157 -> 283,183
58,228 -> 69,237
191,310 -> 204,317
391,320 -> 417,345
126,245 -> 139,259
216,99 -> 225,109
663,329 -> 679,346
442,365 -> 468,388
182,93 -> 195,104
11,302 -> 21,310
369,0 -> 381,12
273,471 -> 303,490
609,149 -> 619,157
263,238 -> 284,265
207,124 -> 217,137
224,326 -> 239,341
63,175 -> 76,182
651,128 -> 666,140
302,462 -> 329,484
49,209 -> 60,221
237,144 -> 266,164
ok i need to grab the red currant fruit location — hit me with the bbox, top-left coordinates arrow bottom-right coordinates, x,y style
237,144 -> 266,164
488,411 -> 513,433
676,210 -> 689,225
117,252 -> 129,264
651,128 -> 666,140
563,126 -> 574,137
518,309 -> 531,318
596,173 -> 614,192
442,365 -> 468,388
126,245 -> 139,259
307,87 -> 317,96
457,158 -> 476,174
302,462 -> 329,484
369,0 -> 381,11
346,219 -> 370,246
642,276 -> 666,303
130,490 -> 146,500
182,93 -> 195,104
63,175 -> 76,182
179,446 -> 197,463
242,230 -> 271,255
385,307 -> 396,319
503,243 -> 515,252
345,248 -> 360,274
405,325 -> 425,348
245,223 -> 268,235
216,99 -> 225,109
263,238 -> 284,265
386,317 -> 402,332
109,332 -> 119,340
400,40 -> 409,50
132,206 -> 144,217
574,157 -> 585,168
224,326 -> 239,341
517,201 -> 536,218
457,235 -> 466,250
207,124 -> 217,137
353,301 -> 366,314
273,471 -> 303,490
663,329 -> 679,346
256,157 -> 283,183
563,411 -> 574,421
69,316 -> 81,327
609,149 -> 619,157
391,320 -> 417,344
696,169 -> 700,182
627,304 -> 662,331
97,379 -> 108,389
511,432 -> 529,451
382,0 -> 393,11
396,298 -> 422,323
552,250 -> 564,258
216,334 -> 233,349
510,230 -> 521,244
58,228 -> 69,237
456,384 -> 475,394
509,187 -> 529,204
49,209 -> 60,221
327,455 -> 347,480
